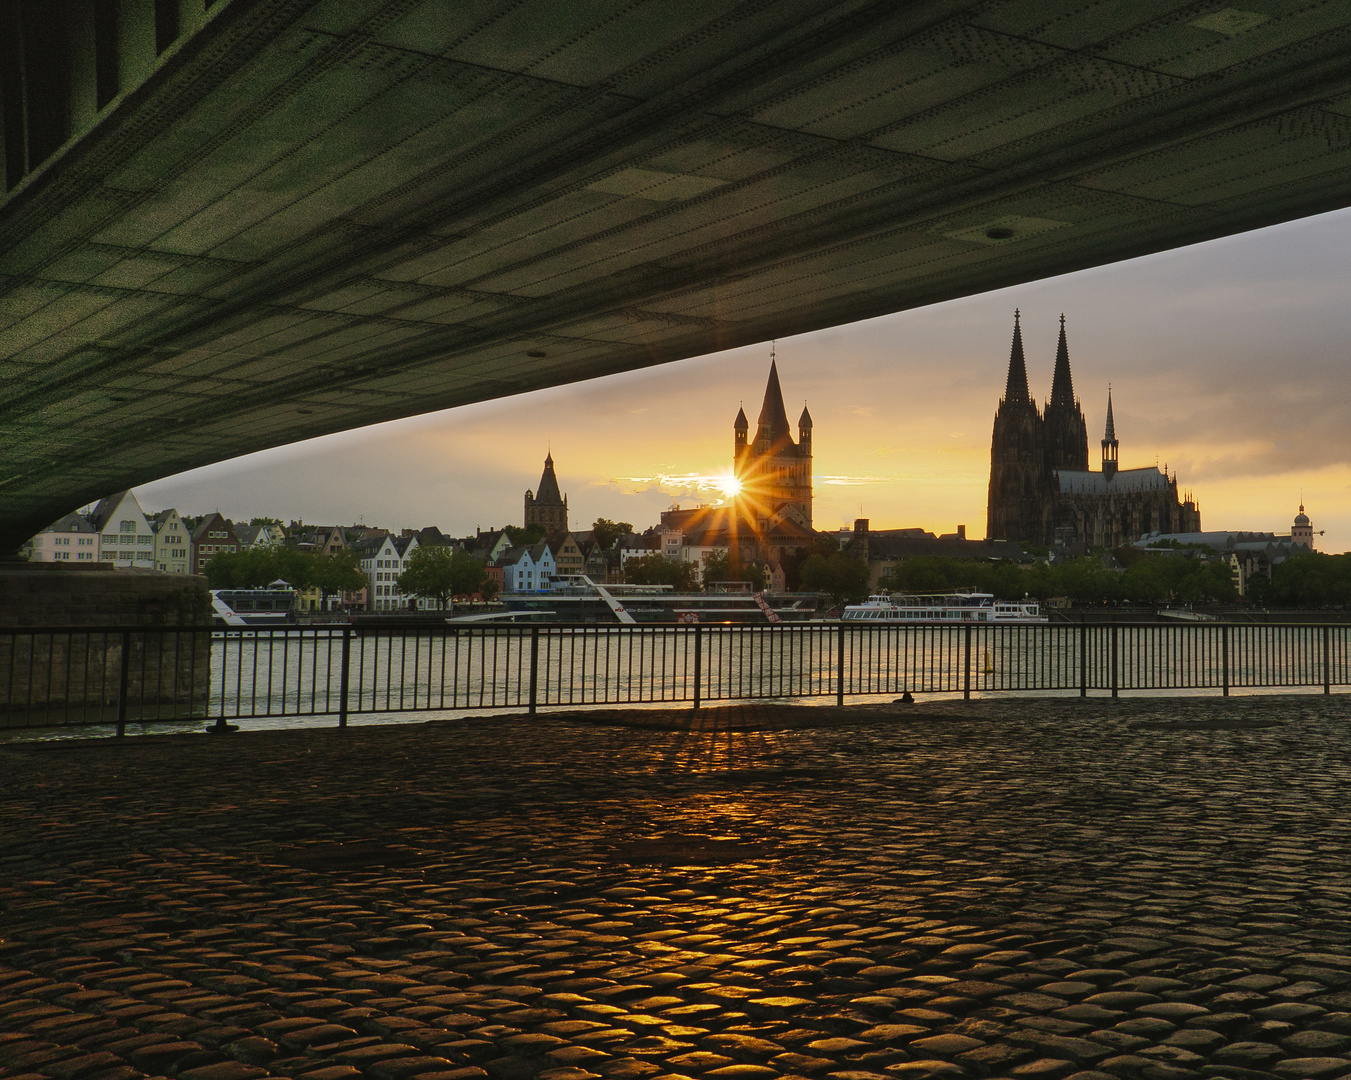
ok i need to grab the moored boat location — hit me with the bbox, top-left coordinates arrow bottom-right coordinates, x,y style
843,591 -> 1046,623
211,586 -> 298,627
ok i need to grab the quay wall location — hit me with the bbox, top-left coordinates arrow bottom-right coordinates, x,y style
0,564 -> 212,727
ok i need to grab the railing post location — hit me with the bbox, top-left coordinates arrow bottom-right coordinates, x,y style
1222,624 -> 1230,698
529,626 -> 539,715
963,623 -> 971,701
1079,621 -> 1088,698
836,620 -> 846,707
1111,623 -> 1119,699
338,626 -> 352,728
116,629 -> 131,737
1324,624 -> 1331,695
692,624 -> 702,710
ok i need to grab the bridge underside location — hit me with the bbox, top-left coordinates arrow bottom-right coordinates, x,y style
5,0 -> 1351,549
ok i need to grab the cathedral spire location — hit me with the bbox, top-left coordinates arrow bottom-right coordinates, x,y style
756,358 -> 791,440
1003,309 -> 1031,404
1049,313 -> 1075,408
1101,387 -> 1119,479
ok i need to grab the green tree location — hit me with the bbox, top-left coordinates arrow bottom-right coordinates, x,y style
309,550 -> 366,610
800,551 -> 871,604
504,523 -> 547,547
204,547 -> 281,588
397,546 -> 487,610
249,516 -> 283,527
1267,552 -> 1351,608
624,553 -> 699,591
591,518 -> 633,550
701,549 -> 767,591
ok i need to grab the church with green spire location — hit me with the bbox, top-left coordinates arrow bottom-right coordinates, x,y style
986,312 -> 1200,548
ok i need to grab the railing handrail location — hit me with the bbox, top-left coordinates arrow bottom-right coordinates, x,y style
3,619 -> 1347,733
3,618 -> 1351,635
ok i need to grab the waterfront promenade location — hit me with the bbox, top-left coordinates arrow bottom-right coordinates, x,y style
3,696 -> 1351,1080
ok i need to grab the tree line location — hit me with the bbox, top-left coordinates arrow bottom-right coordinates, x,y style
205,544 -> 497,610
1249,552 -> 1351,608
881,552 -> 1239,605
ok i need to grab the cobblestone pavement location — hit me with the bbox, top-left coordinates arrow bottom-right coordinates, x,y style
4,696 -> 1351,1080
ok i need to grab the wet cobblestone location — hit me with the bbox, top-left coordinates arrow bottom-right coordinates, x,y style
3,695 -> 1351,1080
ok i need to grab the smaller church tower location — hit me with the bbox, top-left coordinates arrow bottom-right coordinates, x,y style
1101,389 -> 1119,480
1292,503 -> 1315,549
734,353 -> 813,529
524,452 -> 568,532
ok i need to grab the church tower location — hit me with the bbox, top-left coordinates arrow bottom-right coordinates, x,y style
524,452 -> 568,532
1101,390 -> 1119,480
1292,503 -> 1314,549
987,311 -> 1046,542
734,356 -> 812,529
1042,315 -> 1089,471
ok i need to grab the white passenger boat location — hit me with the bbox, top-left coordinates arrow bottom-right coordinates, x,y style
211,586 -> 298,627
843,591 -> 1046,623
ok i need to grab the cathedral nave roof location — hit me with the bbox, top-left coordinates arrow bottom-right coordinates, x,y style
1055,466 -> 1170,496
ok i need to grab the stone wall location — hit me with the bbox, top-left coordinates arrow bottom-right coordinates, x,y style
0,564 -> 212,729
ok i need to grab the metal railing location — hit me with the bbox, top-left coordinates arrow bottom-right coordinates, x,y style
2,621 -> 1348,731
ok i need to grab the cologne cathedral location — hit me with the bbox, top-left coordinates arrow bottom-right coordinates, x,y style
987,312 -> 1200,548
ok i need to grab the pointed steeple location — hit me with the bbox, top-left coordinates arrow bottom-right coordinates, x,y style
1101,387 -> 1119,479
1003,309 -> 1031,404
535,452 -> 563,505
734,405 -> 748,432
1049,313 -> 1075,408
756,359 -> 791,440
798,403 -> 812,431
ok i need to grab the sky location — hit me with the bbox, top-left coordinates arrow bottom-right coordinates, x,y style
140,207 -> 1351,553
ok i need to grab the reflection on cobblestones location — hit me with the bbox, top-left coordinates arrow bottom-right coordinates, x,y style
3,696 -> 1351,1080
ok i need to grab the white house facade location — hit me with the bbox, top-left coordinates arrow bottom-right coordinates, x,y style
92,491 -> 156,569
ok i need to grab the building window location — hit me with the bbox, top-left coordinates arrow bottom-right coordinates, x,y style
120,520 -> 136,533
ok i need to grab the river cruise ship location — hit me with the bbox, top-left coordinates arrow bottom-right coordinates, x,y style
211,587 -> 298,627
843,591 -> 1046,623
501,576 -> 817,623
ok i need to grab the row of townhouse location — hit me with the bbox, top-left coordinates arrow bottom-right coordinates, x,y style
493,529 -> 654,592
27,491 -> 289,578
30,491 -> 194,573
353,526 -> 505,612
28,492 -> 671,610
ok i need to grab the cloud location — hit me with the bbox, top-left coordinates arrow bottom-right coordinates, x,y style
136,207 -> 1351,553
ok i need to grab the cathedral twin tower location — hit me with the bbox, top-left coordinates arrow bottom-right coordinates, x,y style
988,312 -> 1199,548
